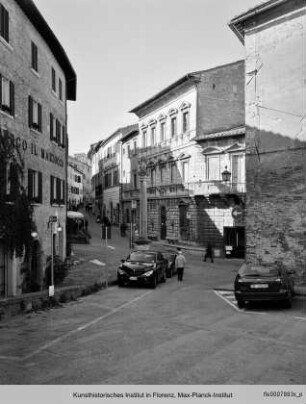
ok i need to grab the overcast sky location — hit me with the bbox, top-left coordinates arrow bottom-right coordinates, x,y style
34,0 -> 262,155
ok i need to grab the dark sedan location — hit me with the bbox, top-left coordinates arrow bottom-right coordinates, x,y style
117,250 -> 167,288
234,264 -> 295,308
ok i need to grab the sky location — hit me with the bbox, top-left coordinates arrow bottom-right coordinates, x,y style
34,0 -> 262,155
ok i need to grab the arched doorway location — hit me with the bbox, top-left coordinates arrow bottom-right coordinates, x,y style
160,206 -> 167,240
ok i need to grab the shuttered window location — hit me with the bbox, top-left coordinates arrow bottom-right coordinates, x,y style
28,169 -> 42,203
31,42 -> 38,72
50,175 -> 65,205
28,96 -> 42,132
0,74 -> 14,116
0,4 -> 9,43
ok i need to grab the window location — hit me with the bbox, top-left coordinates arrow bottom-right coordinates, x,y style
113,170 -> 118,186
170,163 -> 176,183
51,67 -> 56,92
142,130 -> 147,147
133,173 -> 137,189
1,161 -> 18,201
59,78 -> 62,100
28,169 -> 42,203
60,125 -> 66,148
160,121 -> 166,142
0,74 -> 14,116
181,161 -> 189,183
171,116 -> 177,137
28,96 -> 42,132
31,42 -> 38,72
150,168 -> 155,187
50,176 -> 65,205
207,156 -> 220,181
151,127 -> 156,146
160,166 -> 165,184
0,4 -> 9,42
182,111 -> 189,133
133,140 -> 137,151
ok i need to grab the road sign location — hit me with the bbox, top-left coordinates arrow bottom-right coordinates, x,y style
231,207 -> 243,219
49,215 -> 58,223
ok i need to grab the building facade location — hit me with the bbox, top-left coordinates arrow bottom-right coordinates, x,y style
67,162 -> 83,209
0,0 -> 76,296
99,125 -> 138,225
230,0 -> 306,276
69,154 -> 91,206
129,61 -> 245,257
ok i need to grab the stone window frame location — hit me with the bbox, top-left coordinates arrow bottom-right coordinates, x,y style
0,73 -> 14,116
28,95 -> 42,133
31,41 -> 39,73
28,169 -> 42,204
140,123 -> 148,148
148,119 -> 157,146
0,3 -> 9,43
168,108 -> 178,138
158,113 -> 167,143
179,101 -> 191,134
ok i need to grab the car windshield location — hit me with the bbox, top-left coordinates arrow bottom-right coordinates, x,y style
128,252 -> 156,263
241,266 -> 280,277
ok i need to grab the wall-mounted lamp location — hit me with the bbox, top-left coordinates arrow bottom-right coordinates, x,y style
31,231 -> 38,239
221,166 -> 231,182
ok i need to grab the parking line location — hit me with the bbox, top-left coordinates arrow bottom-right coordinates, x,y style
21,291 -> 152,361
214,290 -> 240,312
294,316 -> 306,321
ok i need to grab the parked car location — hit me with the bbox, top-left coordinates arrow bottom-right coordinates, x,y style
234,264 -> 295,308
117,250 -> 167,288
162,250 -> 178,278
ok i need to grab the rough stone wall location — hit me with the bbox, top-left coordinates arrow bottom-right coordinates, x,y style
245,7 -> 306,278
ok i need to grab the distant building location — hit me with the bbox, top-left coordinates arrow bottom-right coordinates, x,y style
67,163 -> 83,209
98,125 -> 138,225
0,0 -> 76,296
129,61 -> 245,257
229,0 -> 306,276
68,154 -> 92,206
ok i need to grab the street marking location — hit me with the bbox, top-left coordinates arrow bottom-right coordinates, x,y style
294,316 -> 306,321
107,245 -> 115,250
0,355 -> 20,361
21,291 -> 152,361
89,259 -> 106,266
214,290 -> 241,312
214,290 -> 267,315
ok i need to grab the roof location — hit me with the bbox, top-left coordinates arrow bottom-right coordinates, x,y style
229,0 -> 305,44
15,0 -> 77,100
103,124 -> 139,145
129,60 -> 244,115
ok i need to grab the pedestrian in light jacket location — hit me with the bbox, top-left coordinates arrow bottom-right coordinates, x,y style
175,248 -> 186,282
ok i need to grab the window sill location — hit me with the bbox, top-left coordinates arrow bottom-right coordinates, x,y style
30,127 -> 42,135
30,68 -> 40,78
0,36 -> 13,51
0,109 -> 14,120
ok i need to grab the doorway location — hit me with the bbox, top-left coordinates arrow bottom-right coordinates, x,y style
224,226 -> 245,258
160,206 -> 167,240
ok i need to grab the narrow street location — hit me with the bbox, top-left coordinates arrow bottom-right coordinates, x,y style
0,242 -> 305,385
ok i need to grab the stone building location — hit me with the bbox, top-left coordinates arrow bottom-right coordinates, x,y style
68,154 -> 91,206
0,0 -> 76,296
229,0 -> 306,276
129,61 -> 245,257
67,162 -> 83,209
99,124 -> 138,225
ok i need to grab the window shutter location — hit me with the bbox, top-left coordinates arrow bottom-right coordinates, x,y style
9,81 -> 14,116
50,113 -> 54,140
50,176 -> 54,204
61,126 -> 65,148
56,178 -> 61,202
28,169 -> 33,200
38,172 -> 42,203
38,103 -> 42,131
0,74 -> 2,108
4,6 -> 9,42
28,96 -> 33,127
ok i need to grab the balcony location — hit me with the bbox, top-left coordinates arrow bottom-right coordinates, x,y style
186,180 -> 246,196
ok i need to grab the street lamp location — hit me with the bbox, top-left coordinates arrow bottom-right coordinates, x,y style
221,166 -> 231,182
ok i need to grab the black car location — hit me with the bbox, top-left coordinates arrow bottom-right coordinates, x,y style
117,250 -> 167,288
162,250 -> 177,278
234,264 -> 295,308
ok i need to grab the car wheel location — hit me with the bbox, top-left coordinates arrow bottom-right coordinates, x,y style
151,274 -> 157,289
237,300 -> 245,309
283,291 -> 292,308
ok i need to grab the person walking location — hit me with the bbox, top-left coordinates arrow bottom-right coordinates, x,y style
175,248 -> 186,282
203,243 -> 214,263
